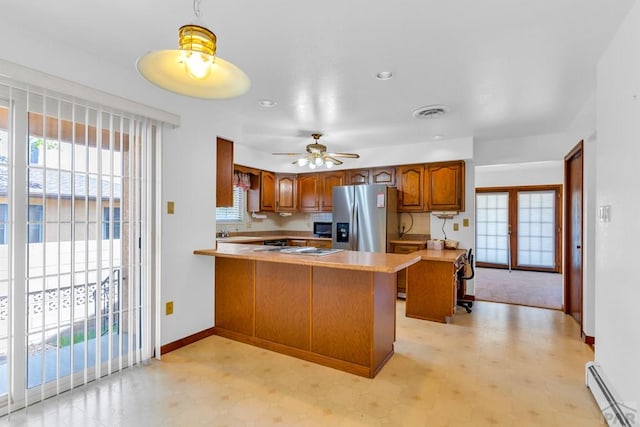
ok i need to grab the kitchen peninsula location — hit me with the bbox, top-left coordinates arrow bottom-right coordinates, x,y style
194,243 -> 420,377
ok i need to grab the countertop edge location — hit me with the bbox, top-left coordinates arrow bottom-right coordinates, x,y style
193,247 -> 421,273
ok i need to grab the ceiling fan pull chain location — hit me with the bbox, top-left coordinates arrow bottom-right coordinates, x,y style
193,0 -> 202,18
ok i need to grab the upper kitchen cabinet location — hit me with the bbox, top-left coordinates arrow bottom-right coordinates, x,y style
275,174 -> 297,212
298,172 -> 345,212
425,161 -> 465,211
260,170 -> 276,212
371,167 -> 396,186
216,137 -> 234,207
319,172 -> 345,212
347,169 -> 370,185
397,165 -> 425,212
347,167 -> 395,186
298,174 -> 320,212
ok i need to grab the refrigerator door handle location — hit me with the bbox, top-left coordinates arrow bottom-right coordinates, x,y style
352,201 -> 359,251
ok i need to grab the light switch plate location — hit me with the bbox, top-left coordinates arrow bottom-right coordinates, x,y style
453,223 -> 459,231
599,205 -> 611,222
167,201 -> 175,214
463,218 -> 469,227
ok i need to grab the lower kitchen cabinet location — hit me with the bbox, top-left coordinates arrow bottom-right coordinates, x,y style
390,243 -> 425,298
405,254 -> 465,323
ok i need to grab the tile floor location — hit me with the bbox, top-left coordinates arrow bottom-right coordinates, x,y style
1,301 -> 602,426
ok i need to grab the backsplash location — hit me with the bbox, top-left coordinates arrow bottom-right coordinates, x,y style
217,210 -> 430,235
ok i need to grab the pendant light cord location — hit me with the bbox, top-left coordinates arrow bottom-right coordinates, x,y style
193,0 -> 202,18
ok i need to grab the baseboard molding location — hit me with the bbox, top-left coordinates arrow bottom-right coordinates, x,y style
160,326 -> 216,355
582,331 -> 595,346
462,294 -> 475,301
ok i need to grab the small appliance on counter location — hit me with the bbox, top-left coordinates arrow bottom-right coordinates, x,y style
313,221 -> 332,238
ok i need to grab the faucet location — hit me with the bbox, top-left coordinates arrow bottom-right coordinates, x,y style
220,229 -> 230,238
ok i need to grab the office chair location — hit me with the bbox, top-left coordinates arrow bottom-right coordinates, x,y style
457,248 -> 475,313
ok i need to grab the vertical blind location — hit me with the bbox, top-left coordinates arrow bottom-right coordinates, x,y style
0,78 -> 158,414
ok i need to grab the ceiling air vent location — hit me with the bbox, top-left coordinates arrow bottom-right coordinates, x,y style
412,104 -> 450,119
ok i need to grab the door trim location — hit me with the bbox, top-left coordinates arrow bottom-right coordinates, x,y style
476,185 -> 563,273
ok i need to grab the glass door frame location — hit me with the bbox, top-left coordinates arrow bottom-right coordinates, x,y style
476,185 -> 563,273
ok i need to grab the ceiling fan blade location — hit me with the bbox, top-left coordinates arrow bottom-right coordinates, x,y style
272,152 -> 305,156
330,152 -> 360,159
324,155 -> 343,165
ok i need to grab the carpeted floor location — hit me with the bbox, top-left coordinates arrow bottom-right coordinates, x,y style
474,267 -> 563,310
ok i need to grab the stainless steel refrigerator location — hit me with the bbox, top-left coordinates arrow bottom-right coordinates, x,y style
332,184 -> 399,252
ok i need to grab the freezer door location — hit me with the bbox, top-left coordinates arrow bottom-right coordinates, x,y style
354,184 -> 388,252
332,185 -> 355,250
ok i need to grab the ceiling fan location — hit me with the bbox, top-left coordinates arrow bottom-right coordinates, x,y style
272,133 -> 360,169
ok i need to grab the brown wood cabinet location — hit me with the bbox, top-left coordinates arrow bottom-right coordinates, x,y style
347,167 -> 395,186
406,254 -> 465,323
347,169 -> 370,185
213,257 -> 396,378
371,167 -> 396,186
298,174 -> 320,212
390,243 -> 426,298
307,239 -> 332,249
397,165 -> 425,211
319,172 -> 344,211
259,170 -> 276,212
426,161 -> 465,211
297,172 -> 344,212
216,137 -> 234,207
275,174 -> 297,212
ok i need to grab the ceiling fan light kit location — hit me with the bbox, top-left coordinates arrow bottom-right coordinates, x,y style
273,133 -> 359,170
136,0 -> 250,99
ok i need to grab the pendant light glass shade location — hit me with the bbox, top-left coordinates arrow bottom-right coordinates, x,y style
136,23 -> 250,99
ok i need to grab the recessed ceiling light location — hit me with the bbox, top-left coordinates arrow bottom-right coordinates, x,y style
258,99 -> 277,108
376,71 -> 393,80
433,135 -> 444,140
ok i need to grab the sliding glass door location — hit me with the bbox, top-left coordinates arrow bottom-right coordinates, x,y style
476,186 -> 562,273
0,81 -> 157,412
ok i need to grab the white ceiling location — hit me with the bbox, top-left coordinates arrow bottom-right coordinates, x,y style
1,0 -> 635,156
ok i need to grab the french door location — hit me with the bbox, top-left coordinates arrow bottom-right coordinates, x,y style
476,186 -> 562,273
0,81 -> 156,413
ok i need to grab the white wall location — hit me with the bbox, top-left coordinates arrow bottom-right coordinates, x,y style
595,0 -> 640,409
474,132 -> 575,166
475,161 -> 564,188
565,93 -> 598,339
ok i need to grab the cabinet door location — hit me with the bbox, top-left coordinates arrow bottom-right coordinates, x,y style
319,172 -> 345,212
397,165 -> 425,211
347,169 -> 370,185
426,161 -> 465,211
260,171 -> 276,212
371,167 -> 395,186
276,174 -> 297,212
298,174 -> 320,212
216,138 -> 234,207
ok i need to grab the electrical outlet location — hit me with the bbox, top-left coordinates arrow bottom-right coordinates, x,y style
166,301 -> 174,315
463,218 -> 469,227
246,222 -> 251,229
167,201 -> 175,214
453,223 -> 459,231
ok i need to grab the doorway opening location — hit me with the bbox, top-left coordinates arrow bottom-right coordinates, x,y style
474,186 -> 563,309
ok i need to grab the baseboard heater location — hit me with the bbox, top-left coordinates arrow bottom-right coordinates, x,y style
586,362 -> 636,426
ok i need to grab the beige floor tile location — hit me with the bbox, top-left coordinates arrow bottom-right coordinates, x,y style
0,300 -> 602,426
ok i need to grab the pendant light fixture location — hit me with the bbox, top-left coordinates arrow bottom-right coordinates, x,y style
136,0 -> 250,99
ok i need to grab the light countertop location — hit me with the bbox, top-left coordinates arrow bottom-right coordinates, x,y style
194,243 -> 420,273
216,235 -> 331,243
